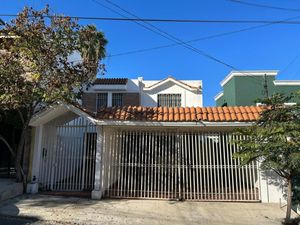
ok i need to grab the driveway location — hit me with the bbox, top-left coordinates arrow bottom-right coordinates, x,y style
0,194 -> 297,225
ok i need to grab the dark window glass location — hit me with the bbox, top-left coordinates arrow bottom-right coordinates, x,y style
97,93 -> 108,109
112,93 -> 123,106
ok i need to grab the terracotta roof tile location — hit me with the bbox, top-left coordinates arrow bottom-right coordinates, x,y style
219,112 -> 225,121
208,113 -> 214,121
225,112 -> 232,121
179,107 -> 185,121
157,107 -> 163,121
173,107 -> 179,122
195,107 -> 202,120
213,112 -> 220,121
185,107 -> 191,121
95,106 -> 263,122
190,107 -> 196,121
163,107 -> 169,121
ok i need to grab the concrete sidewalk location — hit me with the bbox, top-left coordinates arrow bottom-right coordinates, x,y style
0,194 -> 298,225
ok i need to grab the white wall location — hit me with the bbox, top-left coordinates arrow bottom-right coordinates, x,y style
259,170 -> 286,203
141,79 -> 203,107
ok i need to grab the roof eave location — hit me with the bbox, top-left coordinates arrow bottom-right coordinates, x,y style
214,91 -> 224,101
29,103 -> 97,127
144,77 -> 200,91
95,120 -> 254,127
220,70 -> 279,87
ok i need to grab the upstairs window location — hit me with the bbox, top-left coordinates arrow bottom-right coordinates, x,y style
157,94 -> 181,107
112,93 -> 123,107
97,93 -> 108,109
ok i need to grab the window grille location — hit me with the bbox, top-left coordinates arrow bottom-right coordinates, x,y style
157,94 -> 181,107
112,93 -> 123,107
97,93 -> 108,109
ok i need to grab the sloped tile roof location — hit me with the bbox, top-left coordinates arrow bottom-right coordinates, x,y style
93,78 -> 128,85
95,106 -> 263,122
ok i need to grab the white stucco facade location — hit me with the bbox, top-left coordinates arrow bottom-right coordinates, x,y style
140,77 -> 202,107
85,76 -> 203,107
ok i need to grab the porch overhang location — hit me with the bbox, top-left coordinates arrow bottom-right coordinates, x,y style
29,102 -> 97,127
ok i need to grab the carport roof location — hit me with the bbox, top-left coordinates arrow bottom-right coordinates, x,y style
95,105 -> 263,122
30,103 -> 263,126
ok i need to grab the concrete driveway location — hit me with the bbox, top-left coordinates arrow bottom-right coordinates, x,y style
0,194 -> 298,225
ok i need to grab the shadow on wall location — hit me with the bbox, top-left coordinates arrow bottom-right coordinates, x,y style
260,170 -> 286,202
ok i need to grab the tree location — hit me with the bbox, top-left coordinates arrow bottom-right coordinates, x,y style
0,6 -> 107,187
234,93 -> 300,224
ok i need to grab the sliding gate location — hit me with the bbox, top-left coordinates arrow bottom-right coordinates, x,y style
102,128 -> 260,201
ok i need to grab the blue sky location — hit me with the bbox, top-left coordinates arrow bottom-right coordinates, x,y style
1,0 -> 300,106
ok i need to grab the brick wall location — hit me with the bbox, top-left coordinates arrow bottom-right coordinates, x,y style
123,93 -> 140,106
82,93 -> 97,112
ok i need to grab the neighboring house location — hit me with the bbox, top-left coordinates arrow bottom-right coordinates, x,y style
82,76 -> 203,112
215,70 -> 300,106
27,102 -> 285,204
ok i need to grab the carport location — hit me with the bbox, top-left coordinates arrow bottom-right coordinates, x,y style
28,103 -> 283,203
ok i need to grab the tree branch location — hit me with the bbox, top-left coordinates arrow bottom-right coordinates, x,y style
0,135 -> 16,158
17,109 -> 25,125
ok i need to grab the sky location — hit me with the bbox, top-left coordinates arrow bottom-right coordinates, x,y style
1,0 -> 300,106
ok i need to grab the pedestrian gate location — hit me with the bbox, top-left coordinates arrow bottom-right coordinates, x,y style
102,128 -> 260,201
39,117 -> 96,191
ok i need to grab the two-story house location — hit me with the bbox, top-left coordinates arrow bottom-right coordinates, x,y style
82,76 -> 203,112
27,73 -> 286,205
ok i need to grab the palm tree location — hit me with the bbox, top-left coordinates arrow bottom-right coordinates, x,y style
78,25 -> 108,76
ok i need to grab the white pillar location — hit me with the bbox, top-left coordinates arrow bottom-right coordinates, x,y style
183,90 -> 186,107
107,92 -> 112,107
92,125 -> 104,199
27,125 -> 43,194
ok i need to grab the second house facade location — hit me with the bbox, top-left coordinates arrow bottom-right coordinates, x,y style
82,76 -> 203,112
215,70 -> 300,106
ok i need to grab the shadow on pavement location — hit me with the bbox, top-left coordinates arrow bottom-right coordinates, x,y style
0,214 -> 39,225
283,216 -> 300,225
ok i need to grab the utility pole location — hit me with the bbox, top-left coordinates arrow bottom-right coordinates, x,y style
263,73 -> 269,98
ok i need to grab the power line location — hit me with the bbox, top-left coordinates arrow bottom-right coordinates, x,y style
228,0 -> 300,12
3,13 -> 300,24
100,0 -> 238,70
110,15 -> 300,57
278,51 -> 300,77
93,0 -> 284,85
